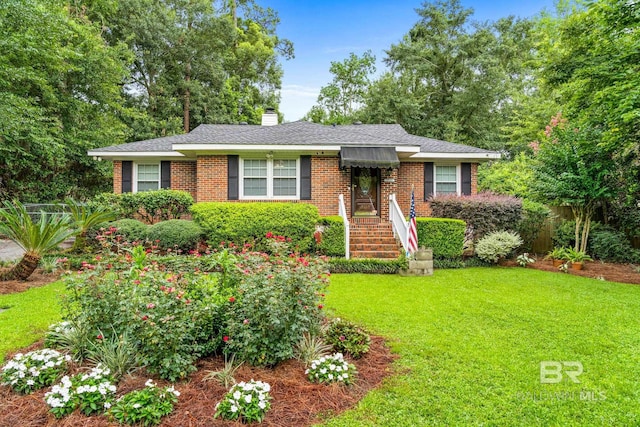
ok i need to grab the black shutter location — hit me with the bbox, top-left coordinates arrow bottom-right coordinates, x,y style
424,162 -> 434,200
461,163 -> 471,195
300,155 -> 311,200
122,161 -> 132,193
228,155 -> 239,200
160,161 -> 171,189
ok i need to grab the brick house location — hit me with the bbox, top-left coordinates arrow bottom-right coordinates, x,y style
89,110 -> 499,257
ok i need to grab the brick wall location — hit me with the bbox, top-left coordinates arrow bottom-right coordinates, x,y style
396,163 -> 432,217
471,163 -> 478,195
196,155 -> 228,202
310,156 -> 351,216
171,161 -> 197,200
113,161 -> 122,194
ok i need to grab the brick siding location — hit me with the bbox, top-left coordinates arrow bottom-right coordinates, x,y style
113,161 -> 122,194
171,161 -> 197,200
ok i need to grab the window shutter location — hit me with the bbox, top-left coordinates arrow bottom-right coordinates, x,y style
122,161 -> 133,193
461,163 -> 471,195
300,155 -> 312,200
228,155 -> 239,200
423,162 -> 434,200
160,161 -> 171,189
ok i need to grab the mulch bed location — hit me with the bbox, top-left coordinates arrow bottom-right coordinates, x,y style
0,270 -> 61,295
0,337 -> 397,427
501,258 -> 640,285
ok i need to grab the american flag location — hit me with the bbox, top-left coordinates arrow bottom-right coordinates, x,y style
407,188 -> 418,255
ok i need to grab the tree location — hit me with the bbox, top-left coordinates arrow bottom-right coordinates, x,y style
365,0 -> 534,150
305,51 -> 376,124
532,114 -> 615,253
0,0 -> 131,202
0,201 -> 76,281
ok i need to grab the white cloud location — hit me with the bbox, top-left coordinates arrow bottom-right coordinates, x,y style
279,84 -> 320,122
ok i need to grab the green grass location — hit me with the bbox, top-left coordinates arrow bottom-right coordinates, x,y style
324,268 -> 640,426
0,281 -> 65,363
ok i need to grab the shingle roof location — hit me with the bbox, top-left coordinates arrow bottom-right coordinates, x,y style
90,121 -> 496,155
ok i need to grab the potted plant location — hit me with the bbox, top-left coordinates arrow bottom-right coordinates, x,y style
564,248 -> 593,270
545,247 -> 568,267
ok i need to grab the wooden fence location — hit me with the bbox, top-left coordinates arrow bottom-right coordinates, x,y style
530,206 -> 574,254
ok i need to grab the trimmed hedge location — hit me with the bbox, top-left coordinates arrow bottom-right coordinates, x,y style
146,220 -> 203,252
107,219 -> 148,242
429,193 -> 522,241
316,216 -> 345,257
191,202 -> 320,252
416,218 -> 466,259
328,257 -> 408,274
90,190 -> 193,224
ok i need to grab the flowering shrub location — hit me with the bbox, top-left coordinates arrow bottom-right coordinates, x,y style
224,248 -> 329,366
324,318 -> 371,359
61,249 -> 229,381
305,353 -> 357,385
214,380 -> 271,423
45,365 -> 117,418
109,379 -> 180,426
1,349 -> 71,394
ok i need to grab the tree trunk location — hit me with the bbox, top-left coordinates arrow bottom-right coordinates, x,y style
184,60 -> 191,133
1,251 -> 41,281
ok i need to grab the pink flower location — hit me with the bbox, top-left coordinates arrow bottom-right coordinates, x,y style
96,334 -> 103,340
339,335 -> 346,341
243,319 -> 250,325
147,303 -> 155,309
318,304 -> 324,309
266,232 -> 274,239
229,296 -> 236,303
223,336 -> 229,342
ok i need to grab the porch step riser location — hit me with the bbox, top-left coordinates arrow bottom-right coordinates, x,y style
351,251 -> 401,259
348,221 -> 402,259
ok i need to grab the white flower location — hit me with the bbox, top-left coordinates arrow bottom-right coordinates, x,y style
145,379 -> 155,388
244,394 -> 252,404
233,390 -> 241,400
26,379 -> 34,386
133,403 -> 141,409
104,402 -> 112,409
230,404 -> 238,413
258,400 -> 266,409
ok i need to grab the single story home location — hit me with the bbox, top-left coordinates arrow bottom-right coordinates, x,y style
89,110 -> 500,257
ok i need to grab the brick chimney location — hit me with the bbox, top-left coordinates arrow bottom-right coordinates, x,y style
261,108 -> 278,126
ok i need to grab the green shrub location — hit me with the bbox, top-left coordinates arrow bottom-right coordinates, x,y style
323,318 -> 371,359
315,216 -> 345,256
552,220 -> 607,250
146,220 -> 203,252
224,253 -> 328,367
328,257 -> 408,274
433,258 -> 466,269
518,200 -> 551,251
416,218 -> 466,259
106,219 -> 148,243
475,231 -> 523,263
589,230 -> 640,263
429,193 -> 523,241
191,202 -> 320,253
90,190 -> 193,224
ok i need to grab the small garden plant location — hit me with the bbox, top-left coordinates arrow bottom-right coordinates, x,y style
1,348 -> 72,394
305,353 -> 357,385
45,364 -> 117,418
324,317 -> 371,359
108,379 -> 180,426
214,380 -> 272,423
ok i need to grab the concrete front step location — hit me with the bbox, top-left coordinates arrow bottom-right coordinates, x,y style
349,220 -> 401,259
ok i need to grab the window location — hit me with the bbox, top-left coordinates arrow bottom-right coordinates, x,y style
435,165 -> 458,195
137,164 -> 160,192
241,158 -> 298,199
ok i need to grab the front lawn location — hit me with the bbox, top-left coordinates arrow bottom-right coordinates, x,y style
0,281 -> 64,363
325,268 -> 640,426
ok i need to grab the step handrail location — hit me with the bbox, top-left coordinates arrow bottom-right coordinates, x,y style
389,193 -> 409,254
338,194 -> 350,259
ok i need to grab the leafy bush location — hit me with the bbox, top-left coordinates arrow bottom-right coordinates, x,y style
433,258 -> 466,269
429,193 -> 523,241
105,219 -> 148,243
328,257 -> 407,274
306,353 -> 357,385
552,220 -> 607,251
518,200 -> 551,251
146,219 -> 203,252
475,231 -> 523,264
91,190 -> 193,224
416,218 -> 466,259
109,380 -> 180,426
323,318 -> 371,359
191,202 -> 320,253
315,216 -> 345,256
62,255 -> 227,381
224,252 -> 328,366
45,365 -> 116,418
589,230 -> 640,263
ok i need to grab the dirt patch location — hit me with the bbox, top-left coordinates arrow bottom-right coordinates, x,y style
0,336 -> 397,426
0,270 -> 62,295
502,259 -> 640,285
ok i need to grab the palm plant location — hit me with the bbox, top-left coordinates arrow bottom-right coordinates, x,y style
65,198 -> 116,252
0,200 -> 76,281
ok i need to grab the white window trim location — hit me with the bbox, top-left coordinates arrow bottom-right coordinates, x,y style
133,162 -> 161,193
239,157 -> 300,200
434,163 -> 461,196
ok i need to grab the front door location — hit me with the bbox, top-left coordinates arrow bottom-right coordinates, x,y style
352,167 -> 380,217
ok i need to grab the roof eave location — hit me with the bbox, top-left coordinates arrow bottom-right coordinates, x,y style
87,150 -> 186,159
410,152 -> 501,161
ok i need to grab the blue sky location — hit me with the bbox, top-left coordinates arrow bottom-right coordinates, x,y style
263,0 -> 556,121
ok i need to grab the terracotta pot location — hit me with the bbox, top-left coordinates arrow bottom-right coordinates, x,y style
552,259 -> 563,267
571,262 -> 584,270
